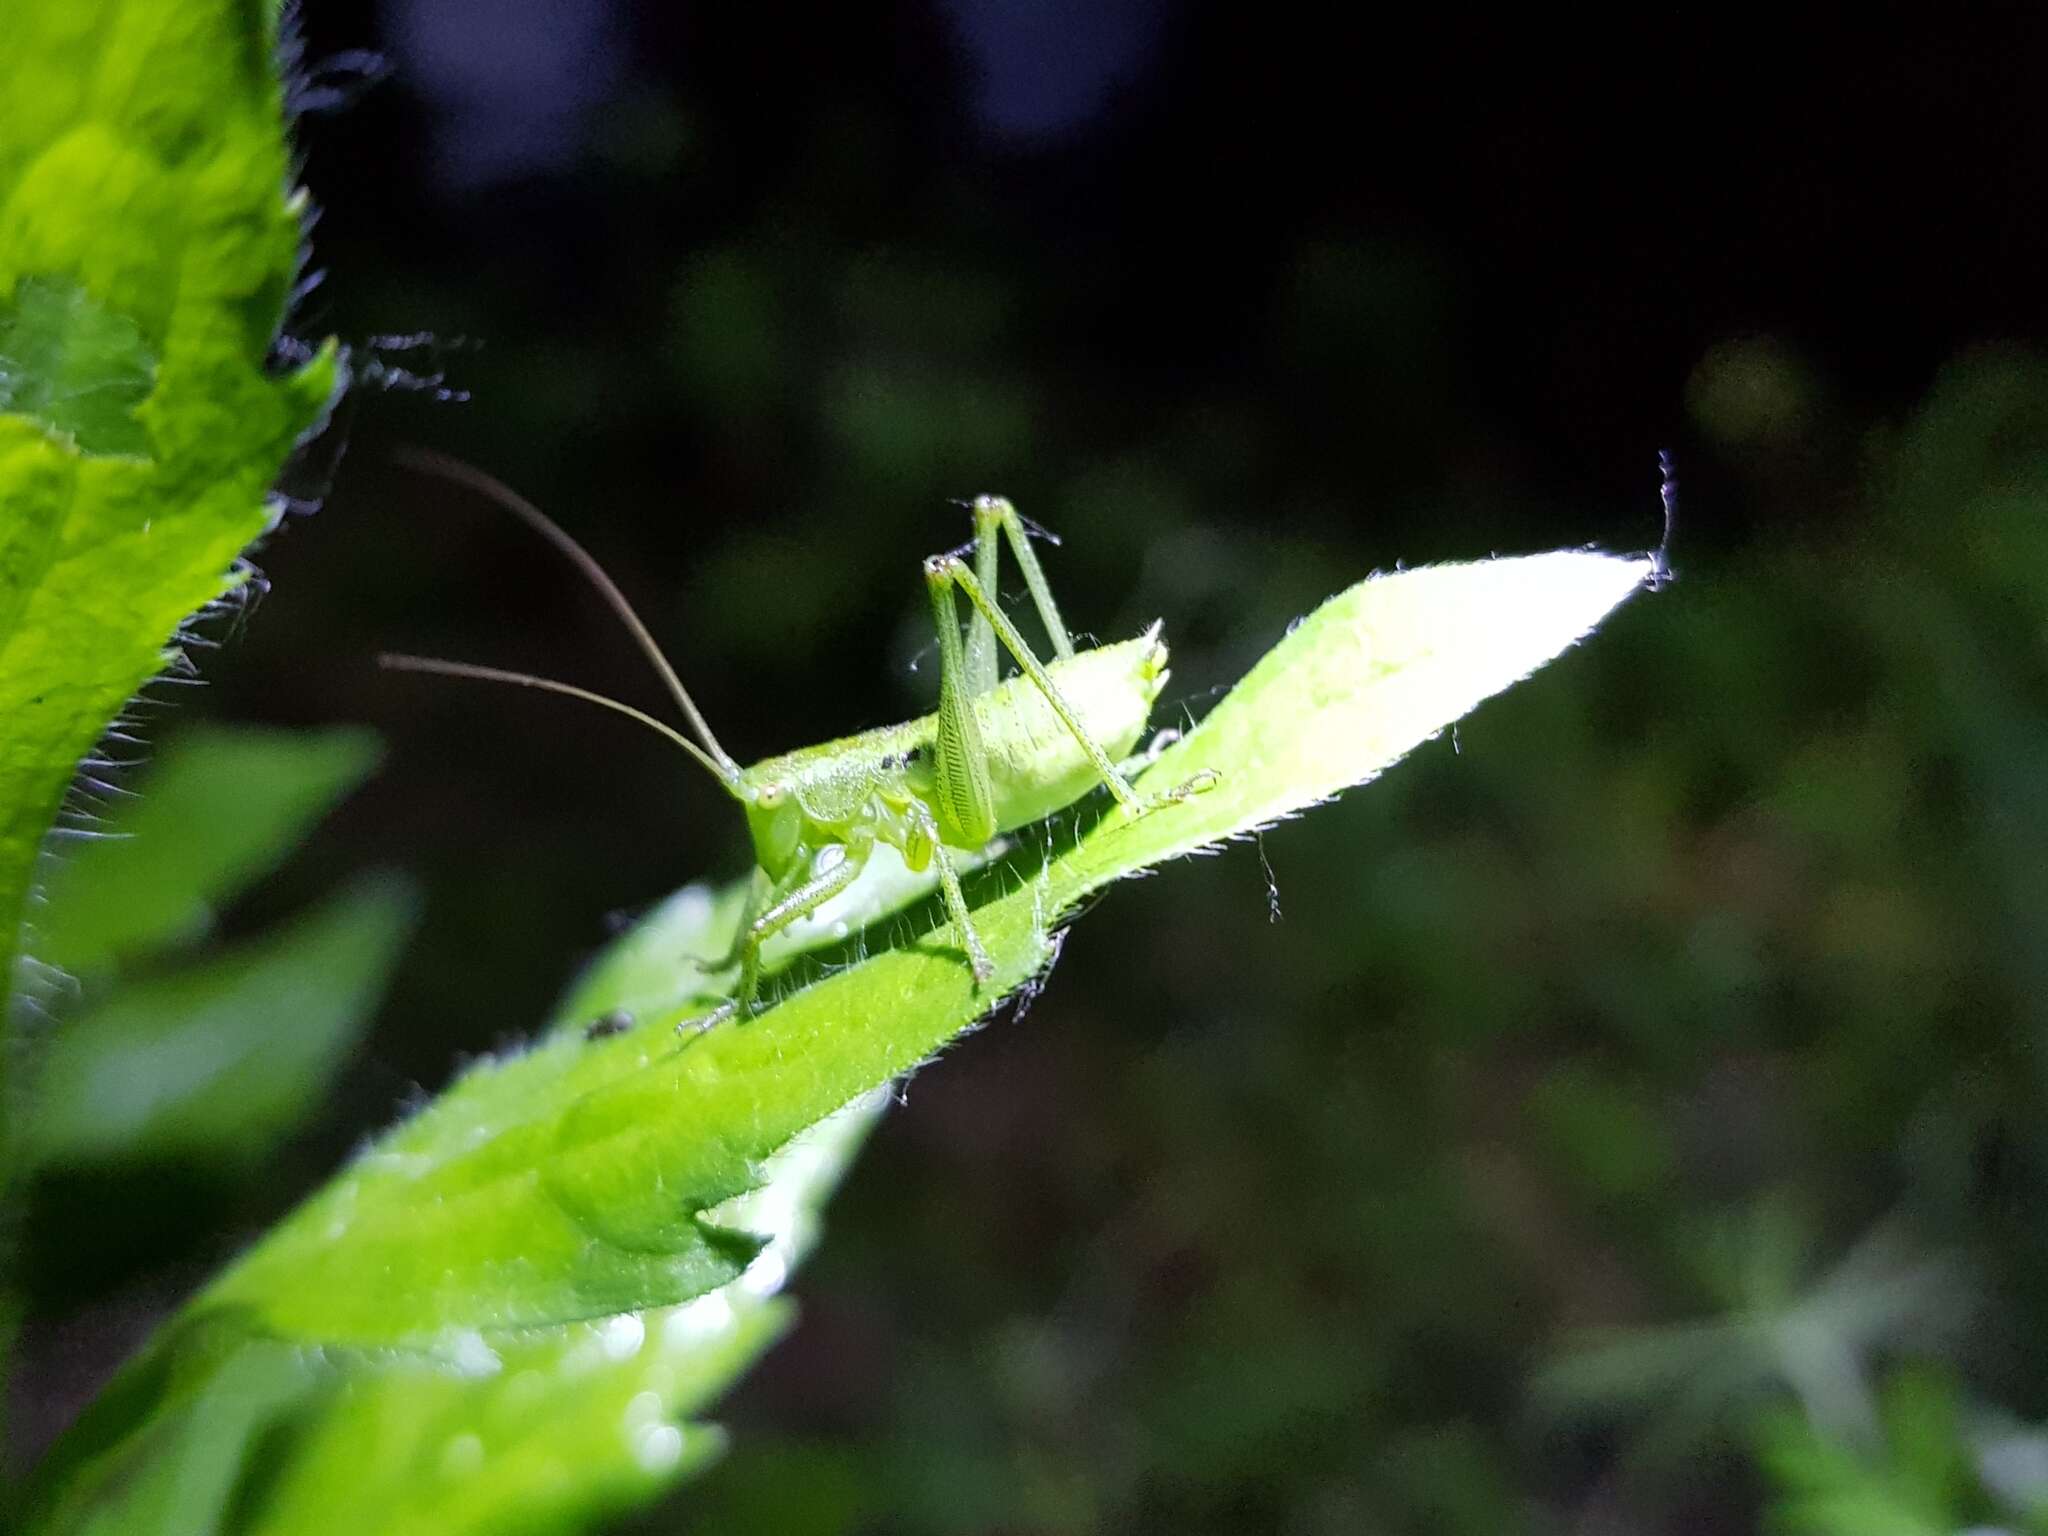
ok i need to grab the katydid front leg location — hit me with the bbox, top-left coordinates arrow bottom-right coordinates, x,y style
726,830 -> 877,1016
693,821 -> 989,1033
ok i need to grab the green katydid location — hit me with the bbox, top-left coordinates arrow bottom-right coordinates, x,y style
380,454 -> 1211,1020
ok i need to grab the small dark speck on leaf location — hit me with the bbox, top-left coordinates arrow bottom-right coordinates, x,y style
583,1010 -> 634,1041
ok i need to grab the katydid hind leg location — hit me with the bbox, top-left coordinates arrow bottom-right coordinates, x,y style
929,557 -> 1146,815
985,497 -> 1076,663
964,501 -> 1003,698
924,562 -> 1001,849
1114,725 -> 1217,801
936,557 -> 1218,816
960,497 -> 1077,701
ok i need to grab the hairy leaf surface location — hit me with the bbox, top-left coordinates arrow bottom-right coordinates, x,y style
31,551 -> 1652,1535
200,552 -> 1653,1346
0,0 -> 338,1027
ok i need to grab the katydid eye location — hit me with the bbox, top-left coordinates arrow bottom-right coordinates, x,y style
756,782 -> 787,809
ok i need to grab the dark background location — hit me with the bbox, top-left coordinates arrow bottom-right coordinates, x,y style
30,3 -> 2048,1531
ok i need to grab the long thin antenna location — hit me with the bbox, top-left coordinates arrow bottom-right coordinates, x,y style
391,447 -> 741,779
378,654 -> 733,783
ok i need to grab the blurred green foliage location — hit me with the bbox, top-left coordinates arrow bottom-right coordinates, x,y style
6,722 -> 413,1528
33,728 -> 383,980
7,2 -> 2048,1533
27,882 -> 408,1168
24,727 -> 411,1171
0,0 -> 336,1512
1755,1366 -> 2047,1535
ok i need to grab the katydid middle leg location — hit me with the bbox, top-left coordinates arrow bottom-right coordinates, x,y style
910,801 -> 994,981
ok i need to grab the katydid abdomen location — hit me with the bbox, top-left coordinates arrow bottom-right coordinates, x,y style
964,627 -> 1166,835
744,627 -> 1167,844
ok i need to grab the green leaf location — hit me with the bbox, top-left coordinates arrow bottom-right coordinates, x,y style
550,840 -> 979,1034
551,881 -> 751,1030
1756,1367 -> 1989,1536
193,551 -> 1651,1349
34,725 -> 383,977
237,1097 -> 881,1536
0,276 -> 156,456
0,0 -> 339,1039
25,856 -> 879,1536
1535,1205 -> 1970,1471
26,1331 -> 323,1536
25,878 -> 417,1169
35,551 -> 1651,1530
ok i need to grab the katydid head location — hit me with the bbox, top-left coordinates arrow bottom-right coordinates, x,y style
379,450 -> 743,790
737,773 -> 804,878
